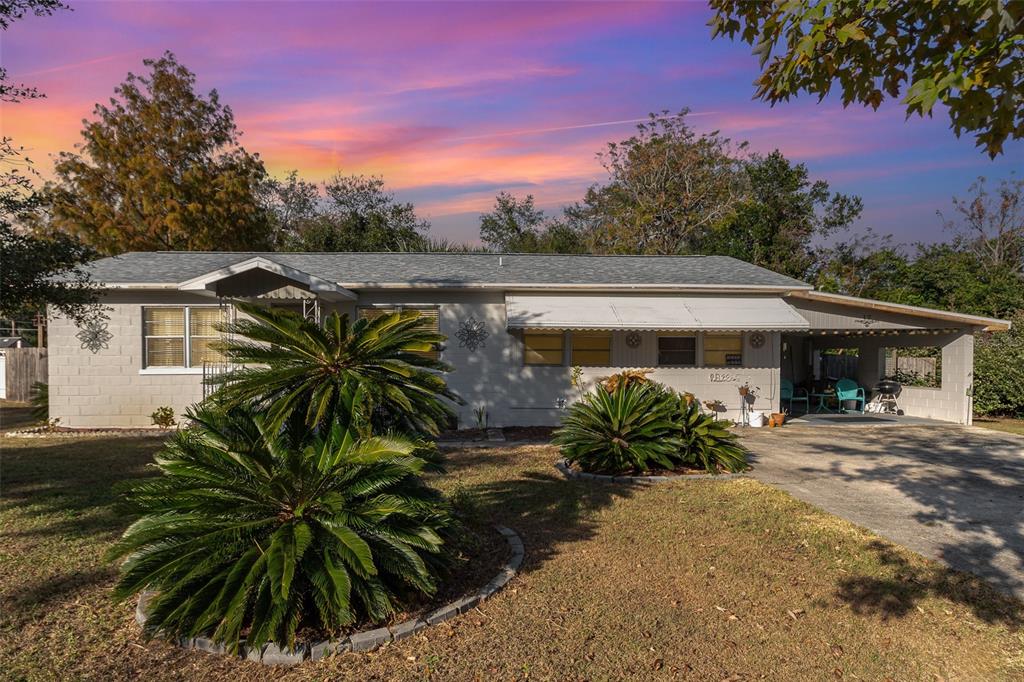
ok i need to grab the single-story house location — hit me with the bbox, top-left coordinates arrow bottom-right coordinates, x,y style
49,252 -> 1010,429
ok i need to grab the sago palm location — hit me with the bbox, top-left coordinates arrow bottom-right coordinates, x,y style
553,381 -> 683,474
108,403 -> 454,652
673,392 -> 748,473
209,300 -> 461,437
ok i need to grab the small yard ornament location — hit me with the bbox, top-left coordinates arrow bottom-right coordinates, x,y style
76,319 -> 113,353
455,316 -> 488,351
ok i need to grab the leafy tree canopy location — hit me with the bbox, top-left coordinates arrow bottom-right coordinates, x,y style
573,110 -> 747,255
706,150 -> 862,279
38,52 -> 274,254
709,0 -> 1024,157
477,192 -> 585,253
277,174 -> 429,252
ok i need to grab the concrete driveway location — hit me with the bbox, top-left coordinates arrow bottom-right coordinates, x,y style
740,423 -> 1024,600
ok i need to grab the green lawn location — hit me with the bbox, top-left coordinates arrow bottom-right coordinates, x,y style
974,417 -> 1024,437
1,434 -> 1021,680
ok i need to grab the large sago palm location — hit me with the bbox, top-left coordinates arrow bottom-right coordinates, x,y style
109,404 -> 454,652
208,301 -> 461,437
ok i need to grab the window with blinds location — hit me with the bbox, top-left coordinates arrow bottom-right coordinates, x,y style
357,306 -> 441,361
143,307 -> 226,368
523,331 -> 564,366
570,332 -> 611,366
703,333 -> 743,367
657,335 -> 696,366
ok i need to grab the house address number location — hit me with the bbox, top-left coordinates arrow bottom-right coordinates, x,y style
709,372 -> 738,383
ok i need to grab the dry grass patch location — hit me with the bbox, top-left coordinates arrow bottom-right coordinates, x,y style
974,417 -> 1024,437
1,437 -> 1021,681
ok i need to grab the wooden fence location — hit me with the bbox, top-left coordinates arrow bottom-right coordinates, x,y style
3,348 -> 47,402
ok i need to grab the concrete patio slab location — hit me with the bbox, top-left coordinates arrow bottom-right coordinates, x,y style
740,424 -> 1024,600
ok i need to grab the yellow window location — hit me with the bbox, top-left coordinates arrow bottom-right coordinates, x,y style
703,333 -> 743,367
571,332 -> 611,366
523,331 -> 564,366
189,308 -> 226,367
143,308 -> 186,367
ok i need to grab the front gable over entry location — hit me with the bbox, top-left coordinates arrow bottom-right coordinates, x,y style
176,256 -> 357,301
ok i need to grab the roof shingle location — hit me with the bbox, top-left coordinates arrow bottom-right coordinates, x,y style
81,251 -> 811,289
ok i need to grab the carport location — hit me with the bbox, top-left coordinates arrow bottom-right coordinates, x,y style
781,291 -> 1011,425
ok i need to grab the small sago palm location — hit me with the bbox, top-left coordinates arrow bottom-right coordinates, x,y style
553,381 -> 682,474
209,301 -> 461,437
108,403 -> 453,652
673,392 -> 748,473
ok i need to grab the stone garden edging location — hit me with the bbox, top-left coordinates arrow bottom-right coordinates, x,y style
134,525 -> 524,667
4,427 -> 172,439
554,459 -> 748,483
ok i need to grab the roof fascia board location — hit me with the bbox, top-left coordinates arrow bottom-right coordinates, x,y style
791,290 -> 1011,332
340,282 -> 813,292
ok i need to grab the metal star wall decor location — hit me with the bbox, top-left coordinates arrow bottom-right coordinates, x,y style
76,319 -> 113,353
455,316 -> 488,352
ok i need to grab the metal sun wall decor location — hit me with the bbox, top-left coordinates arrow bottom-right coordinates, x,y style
76,319 -> 113,353
455,316 -> 488,352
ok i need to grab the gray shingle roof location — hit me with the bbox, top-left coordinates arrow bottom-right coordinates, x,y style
81,252 -> 812,289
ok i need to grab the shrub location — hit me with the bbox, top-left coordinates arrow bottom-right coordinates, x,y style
108,404 -> 453,652
973,312 -> 1024,417
150,406 -> 176,428
210,301 -> 462,438
553,380 -> 682,474
30,381 -> 48,422
554,380 -> 748,475
671,392 -> 748,473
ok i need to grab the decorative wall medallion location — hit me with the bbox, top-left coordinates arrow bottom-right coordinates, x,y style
455,316 -> 488,352
625,331 -> 642,349
748,332 -> 766,349
76,319 -> 112,353
854,315 -> 876,328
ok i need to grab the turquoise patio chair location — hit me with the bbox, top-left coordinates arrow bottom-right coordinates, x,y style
835,378 -> 866,413
780,379 -> 809,414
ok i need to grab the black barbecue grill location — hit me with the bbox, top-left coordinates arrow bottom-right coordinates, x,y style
872,379 -> 902,414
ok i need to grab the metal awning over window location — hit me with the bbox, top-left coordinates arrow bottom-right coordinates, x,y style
505,294 -> 810,331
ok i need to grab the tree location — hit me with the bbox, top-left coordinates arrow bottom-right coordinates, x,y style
0,0 -> 99,327
0,1 -> 67,102
39,52 -> 274,254
940,175 -> 1023,274
479,192 -> 545,251
574,110 -> 747,254
708,151 -> 862,279
285,175 -> 429,252
0,225 -> 99,325
810,229 -> 911,299
477,192 -> 587,253
709,0 -> 1024,157
260,170 -> 320,249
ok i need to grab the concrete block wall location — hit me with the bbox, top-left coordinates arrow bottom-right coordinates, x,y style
48,292 -> 211,428
49,289 -> 782,429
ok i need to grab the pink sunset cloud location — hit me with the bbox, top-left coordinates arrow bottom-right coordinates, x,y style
3,1 -> 1018,244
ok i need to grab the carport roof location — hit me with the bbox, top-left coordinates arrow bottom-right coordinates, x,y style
788,290 -> 1010,332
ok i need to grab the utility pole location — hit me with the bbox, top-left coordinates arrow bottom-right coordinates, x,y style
34,311 -> 45,347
